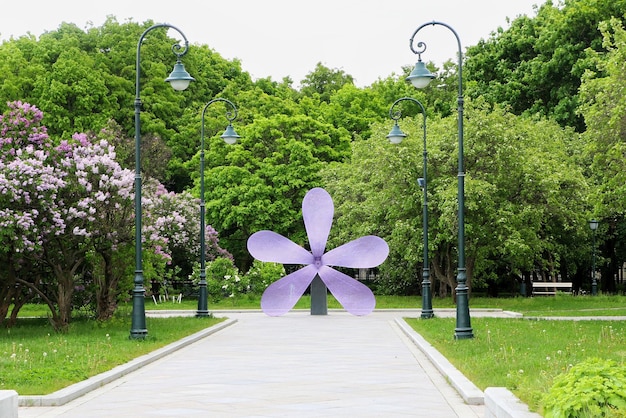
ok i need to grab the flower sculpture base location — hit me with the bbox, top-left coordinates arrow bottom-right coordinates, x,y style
247,188 -> 389,317
310,275 -> 328,315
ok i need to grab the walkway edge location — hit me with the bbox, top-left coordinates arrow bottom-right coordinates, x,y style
18,318 -> 237,407
395,317 -> 484,405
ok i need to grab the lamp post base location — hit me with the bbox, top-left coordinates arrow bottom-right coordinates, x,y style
421,310 -> 434,319
129,329 -> 148,339
196,283 -> 209,317
454,327 -> 474,340
129,283 -> 147,339
454,282 -> 473,339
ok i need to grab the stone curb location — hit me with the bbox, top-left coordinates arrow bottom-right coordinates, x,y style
395,318 -> 484,405
396,318 -> 542,418
18,318 -> 237,407
0,390 -> 18,418
485,387 -> 542,418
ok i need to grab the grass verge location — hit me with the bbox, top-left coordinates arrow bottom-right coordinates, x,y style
406,316 -> 626,413
7,293 -> 626,403
1,314 -> 224,395
144,293 -> 626,315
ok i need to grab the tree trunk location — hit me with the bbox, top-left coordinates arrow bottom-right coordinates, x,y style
56,275 -> 74,331
0,278 -> 14,326
95,250 -> 119,321
50,258 -> 82,332
432,245 -> 456,300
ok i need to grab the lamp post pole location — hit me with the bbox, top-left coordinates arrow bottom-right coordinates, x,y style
590,219 -> 599,296
131,24 -> 194,339
407,21 -> 473,339
386,97 -> 433,319
196,98 -> 240,317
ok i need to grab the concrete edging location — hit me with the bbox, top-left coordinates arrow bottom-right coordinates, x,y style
396,318 -> 542,417
18,318 -> 237,407
0,390 -> 18,418
485,387 -> 542,418
395,318 -> 484,405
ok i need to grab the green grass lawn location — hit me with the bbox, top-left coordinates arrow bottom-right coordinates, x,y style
4,293 -> 626,406
1,314 -> 224,395
407,317 -> 626,414
145,293 -> 626,316
406,295 -> 626,414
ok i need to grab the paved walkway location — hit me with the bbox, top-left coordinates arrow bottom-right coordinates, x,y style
19,310 -> 493,418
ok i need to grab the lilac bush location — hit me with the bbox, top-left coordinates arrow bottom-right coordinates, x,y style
0,101 -> 230,328
0,102 -> 65,326
147,187 -> 232,298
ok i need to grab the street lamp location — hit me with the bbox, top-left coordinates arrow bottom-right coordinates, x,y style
590,219 -> 599,295
407,21 -> 473,339
196,98 -> 240,317
386,97 -> 434,319
131,24 -> 194,339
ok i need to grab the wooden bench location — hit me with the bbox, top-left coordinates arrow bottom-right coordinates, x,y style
532,282 -> 573,295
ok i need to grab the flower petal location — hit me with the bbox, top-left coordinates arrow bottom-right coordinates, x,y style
322,235 -> 389,268
247,231 -> 313,265
317,266 -> 375,316
261,265 -> 317,316
302,188 -> 333,257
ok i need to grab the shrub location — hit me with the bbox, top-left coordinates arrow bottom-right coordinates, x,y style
206,257 -> 241,301
542,357 -> 626,417
244,260 -> 285,294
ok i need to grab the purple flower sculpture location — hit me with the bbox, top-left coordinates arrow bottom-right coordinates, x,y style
247,187 -> 389,316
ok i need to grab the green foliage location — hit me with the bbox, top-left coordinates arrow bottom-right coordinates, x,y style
300,62 -> 354,102
324,97 -> 589,296
0,315 -> 224,395
202,112 -> 351,265
543,358 -> 626,418
579,18 -> 626,216
243,260 -> 285,294
0,12 -> 622,298
205,257 -> 239,301
321,83 -> 388,140
408,316 -> 626,414
199,258 -> 285,302
577,17 -> 626,292
465,0 -> 626,131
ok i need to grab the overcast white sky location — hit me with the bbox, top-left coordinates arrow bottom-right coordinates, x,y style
0,0 -> 543,87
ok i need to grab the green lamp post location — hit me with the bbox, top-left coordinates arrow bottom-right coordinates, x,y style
590,219 -> 599,295
407,21 -> 473,339
196,98 -> 240,317
131,24 -> 195,339
386,97 -> 434,319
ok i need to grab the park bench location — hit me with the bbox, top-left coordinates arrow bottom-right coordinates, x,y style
532,281 -> 573,295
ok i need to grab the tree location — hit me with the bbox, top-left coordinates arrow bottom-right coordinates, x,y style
201,112 -> 351,269
321,83 -> 388,140
465,0 -> 626,131
0,102 -> 63,326
578,17 -> 626,292
323,98 -> 589,297
146,187 -> 232,288
0,18 -> 254,193
300,62 -> 354,103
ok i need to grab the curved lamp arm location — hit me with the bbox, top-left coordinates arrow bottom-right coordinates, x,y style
409,21 -> 463,98
389,97 -> 426,133
202,98 -> 240,145
135,23 -> 192,98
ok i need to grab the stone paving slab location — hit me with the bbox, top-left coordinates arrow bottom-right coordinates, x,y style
19,310 -> 485,418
